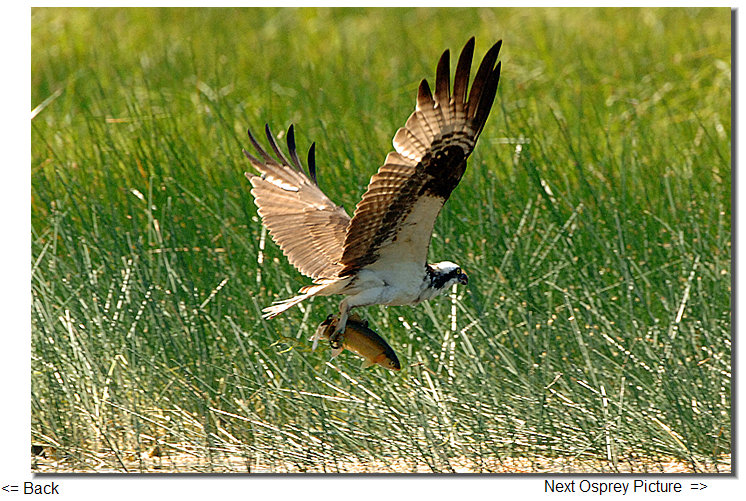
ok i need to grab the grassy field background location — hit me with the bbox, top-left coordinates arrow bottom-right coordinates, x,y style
31,7 -> 731,473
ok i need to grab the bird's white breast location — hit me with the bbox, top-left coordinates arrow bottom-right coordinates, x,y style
340,194 -> 446,308
351,263 -> 430,307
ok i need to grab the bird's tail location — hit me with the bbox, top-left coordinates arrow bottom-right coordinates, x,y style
261,283 -> 330,319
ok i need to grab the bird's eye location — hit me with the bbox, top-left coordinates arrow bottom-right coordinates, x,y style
456,268 -> 461,275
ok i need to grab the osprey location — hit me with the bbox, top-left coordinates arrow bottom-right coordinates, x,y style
244,37 -> 501,344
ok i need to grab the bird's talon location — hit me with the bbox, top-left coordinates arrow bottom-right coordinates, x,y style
329,331 -> 344,349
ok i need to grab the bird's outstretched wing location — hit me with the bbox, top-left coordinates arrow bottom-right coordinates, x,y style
338,37 -> 502,276
245,125 -> 350,280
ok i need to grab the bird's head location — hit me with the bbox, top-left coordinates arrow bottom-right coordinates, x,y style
428,261 -> 469,291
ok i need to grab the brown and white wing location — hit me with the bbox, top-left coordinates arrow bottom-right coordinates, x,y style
338,37 -> 502,276
245,125 -> 349,280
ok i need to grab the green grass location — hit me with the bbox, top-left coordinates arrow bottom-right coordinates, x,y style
31,7 -> 731,473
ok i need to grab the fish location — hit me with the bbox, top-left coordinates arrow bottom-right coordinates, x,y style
312,314 -> 401,371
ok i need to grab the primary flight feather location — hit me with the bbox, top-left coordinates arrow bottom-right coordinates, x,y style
244,37 -> 502,343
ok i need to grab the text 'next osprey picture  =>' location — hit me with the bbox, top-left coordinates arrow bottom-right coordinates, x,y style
31,8 -> 730,475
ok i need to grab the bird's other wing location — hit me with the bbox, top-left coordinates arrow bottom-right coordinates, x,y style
245,125 -> 350,280
338,37 -> 502,276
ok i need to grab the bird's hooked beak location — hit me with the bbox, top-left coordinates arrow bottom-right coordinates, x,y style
458,271 -> 469,285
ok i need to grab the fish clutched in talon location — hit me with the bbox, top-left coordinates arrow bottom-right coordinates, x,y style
312,314 -> 401,371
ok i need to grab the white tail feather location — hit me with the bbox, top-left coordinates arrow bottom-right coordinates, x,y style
262,294 -> 309,319
261,283 -> 331,319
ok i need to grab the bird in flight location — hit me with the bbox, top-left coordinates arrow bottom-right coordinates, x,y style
244,37 -> 502,346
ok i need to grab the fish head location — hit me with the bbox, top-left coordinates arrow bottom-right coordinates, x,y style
314,314 -> 338,337
311,314 -> 340,351
321,313 -> 336,327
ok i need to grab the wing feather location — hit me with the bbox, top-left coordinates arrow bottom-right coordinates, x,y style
339,37 -> 502,275
245,125 -> 349,280
467,40 -> 502,119
285,125 -> 305,171
264,123 -> 293,168
452,37 -> 474,106
434,49 -> 451,106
